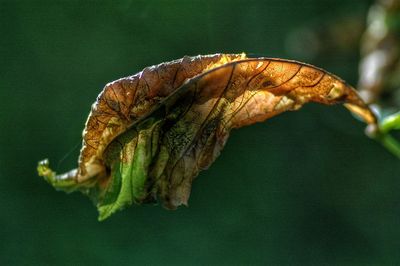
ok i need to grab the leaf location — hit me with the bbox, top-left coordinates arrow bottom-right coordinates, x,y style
38,53 -> 377,220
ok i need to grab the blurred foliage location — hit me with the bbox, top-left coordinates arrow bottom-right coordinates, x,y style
357,0 -> 400,159
358,0 -> 400,110
1,0 -> 400,265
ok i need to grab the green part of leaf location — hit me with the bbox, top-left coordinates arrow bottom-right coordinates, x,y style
97,159 -> 131,221
96,118 -> 163,221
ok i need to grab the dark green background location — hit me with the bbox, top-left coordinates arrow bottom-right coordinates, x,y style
1,0 -> 399,265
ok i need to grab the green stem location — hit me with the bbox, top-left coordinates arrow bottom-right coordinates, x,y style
378,133 -> 400,159
380,111 -> 400,133
376,111 -> 400,159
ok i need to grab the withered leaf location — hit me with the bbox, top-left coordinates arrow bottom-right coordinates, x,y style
37,53 -> 377,220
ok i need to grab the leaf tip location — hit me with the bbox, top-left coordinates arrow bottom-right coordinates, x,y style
37,159 -> 56,182
96,202 -> 126,221
97,209 -> 111,222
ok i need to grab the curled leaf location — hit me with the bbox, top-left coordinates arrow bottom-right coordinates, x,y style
38,53 -> 376,220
